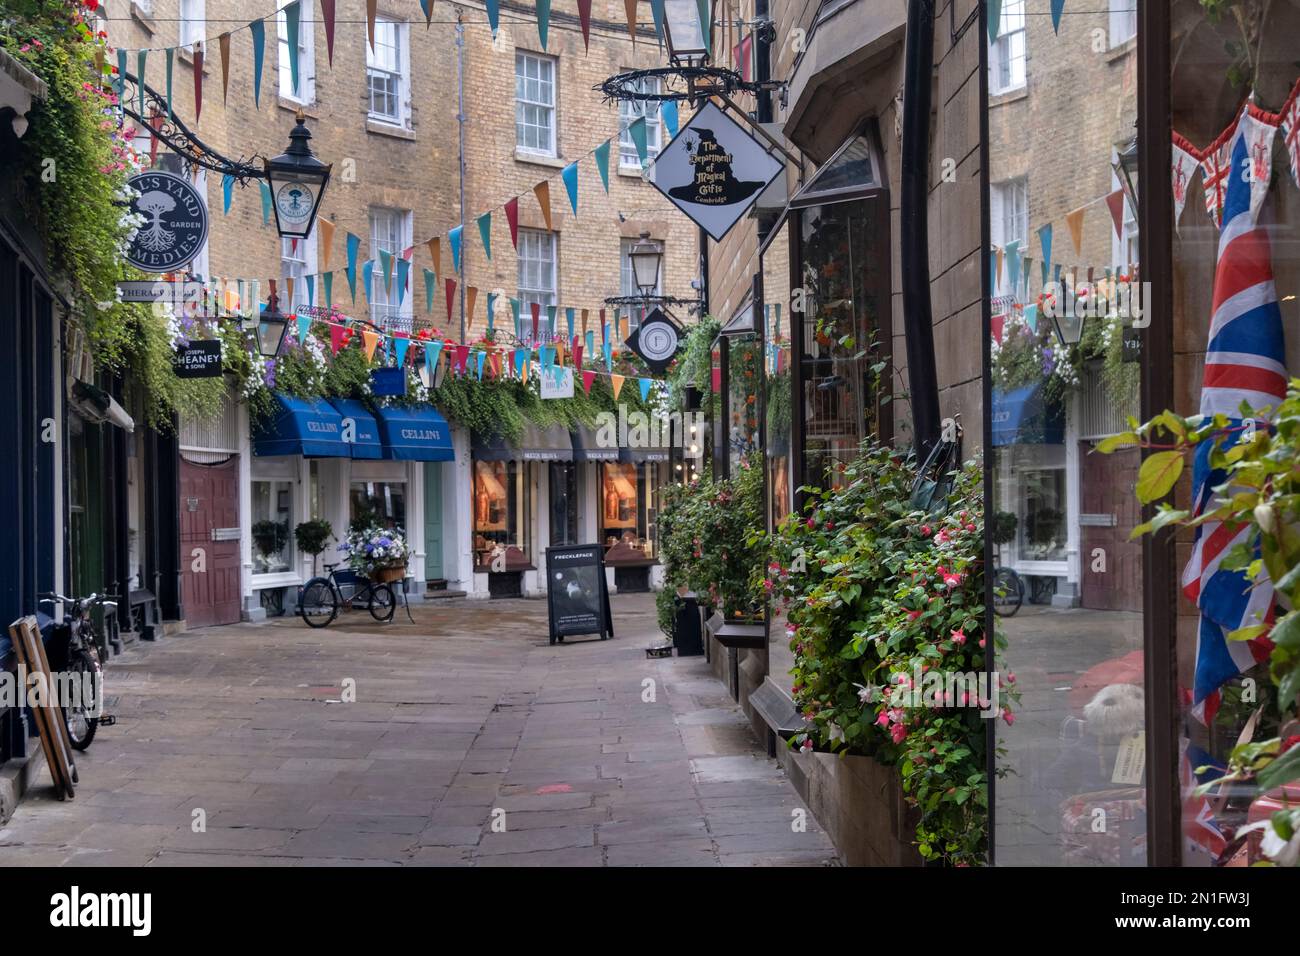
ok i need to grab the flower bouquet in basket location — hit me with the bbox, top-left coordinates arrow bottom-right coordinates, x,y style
340,525 -> 410,582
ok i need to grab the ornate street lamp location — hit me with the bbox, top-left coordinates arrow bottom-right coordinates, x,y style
256,292 -> 290,358
1051,285 -> 1088,349
629,232 -> 663,298
264,109 -> 332,240
1114,135 -> 1139,216
663,0 -> 710,66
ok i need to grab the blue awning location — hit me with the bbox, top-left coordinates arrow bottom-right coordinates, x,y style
253,394 -> 349,458
328,398 -> 383,460
375,405 -> 455,461
992,385 -> 1065,447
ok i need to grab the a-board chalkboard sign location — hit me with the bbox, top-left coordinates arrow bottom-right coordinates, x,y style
545,544 -> 615,645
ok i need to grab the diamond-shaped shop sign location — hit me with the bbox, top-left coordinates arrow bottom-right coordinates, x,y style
648,100 -> 784,243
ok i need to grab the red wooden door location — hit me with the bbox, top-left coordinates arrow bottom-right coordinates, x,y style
180,457 -> 242,627
1079,442 -> 1143,612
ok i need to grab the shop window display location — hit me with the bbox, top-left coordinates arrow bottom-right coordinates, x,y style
601,462 -> 657,561
350,481 -> 406,532
473,460 -> 532,569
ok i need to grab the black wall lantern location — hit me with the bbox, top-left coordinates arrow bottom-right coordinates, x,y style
256,292 -> 290,359
264,109 -> 332,240
663,0 -> 710,66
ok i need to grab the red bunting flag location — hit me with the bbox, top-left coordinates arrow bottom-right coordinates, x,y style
530,302 -> 540,340
321,0 -> 337,65
578,0 -> 592,50
193,43 -> 204,122
582,370 -> 596,394
573,344 -> 583,369
330,323 -> 345,354
445,277 -> 457,323
455,345 -> 470,374
1104,189 -> 1126,240
505,197 -> 520,249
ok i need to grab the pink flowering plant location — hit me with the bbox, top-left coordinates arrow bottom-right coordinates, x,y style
762,443 -> 1010,865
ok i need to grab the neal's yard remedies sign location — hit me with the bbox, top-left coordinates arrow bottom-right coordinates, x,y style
544,544 -> 614,645
649,101 -> 783,242
124,171 -> 209,272
172,339 -> 222,379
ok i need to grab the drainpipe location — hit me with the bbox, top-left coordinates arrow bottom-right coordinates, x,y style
900,0 -> 941,454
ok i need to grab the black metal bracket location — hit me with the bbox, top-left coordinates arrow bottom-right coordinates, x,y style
119,71 -> 265,184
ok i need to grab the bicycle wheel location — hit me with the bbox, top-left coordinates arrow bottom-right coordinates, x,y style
992,567 -> 1024,618
63,651 -> 101,751
300,578 -> 339,628
368,583 -> 396,622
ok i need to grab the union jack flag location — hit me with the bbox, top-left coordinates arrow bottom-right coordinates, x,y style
1281,80 -> 1300,189
1181,740 -> 1228,859
1181,125 -> 1284,724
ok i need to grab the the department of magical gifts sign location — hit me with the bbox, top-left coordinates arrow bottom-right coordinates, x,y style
123,170 -> 209,273
649,101 -> 783,242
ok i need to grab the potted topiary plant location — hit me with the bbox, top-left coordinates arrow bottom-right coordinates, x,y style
294,518 -> 333,575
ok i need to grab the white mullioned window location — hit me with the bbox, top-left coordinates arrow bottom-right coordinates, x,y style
281,230 -> 318,312
179,0 -> 205,49
518,229 -> 557,314
368,207 -> 414,333
367,17 -> 410,127
277,0 -> 315,103
515,51 -> 557,157
989,0 -> 1026,95
1109,0 -> 1137,47
619,75 -> 662,168
991,177 -> 1029,300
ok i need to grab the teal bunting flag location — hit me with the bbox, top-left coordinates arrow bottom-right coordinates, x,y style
424,268 -> 435,313
546,305 -> 557,339
989,250 -> 998,294
661,100 -> 679,139
476,351 -> 486,380
536,0 -> 551,49
449,225 -> 463,273
486,292 -> 498,333
485,0 -> 500,37
476,212 -> 492,262
259,181 -> 272,223
539,346 -> 554,372
639,378 -> 652,402
1025,304 -> 1038,333
361,259 -> 374,306
297,314 -> 312,342
1037,224 -> 1053,290
593,140 -> 611,193
425,341 -> 443,378
323,271 -> 333,307
561,162 -> 579,215
394,336 -> 410,368
603,342 -> 612,371
1051,0 -> 1065,34
397,258 -> 409,305
988,0 -> 1002,44
695,0 -> 710,49
305,274 -> 315,307
1005,240 -> 1022,294
565,307 -> 575,340
585,330 -> 595,356
136,50 -> 146,120
650,0 -> 666,46
628,117 -> 649,166
346,233 -> 361,302
510,297 -> 521,339
249,19 -> 264,109
165,47 -> 174,119
514,349 -> 526,377
419,0 -> 432,27
115,49 -> 126,121
379,249 -> 393,293
285,1 -> 301,96
222,174 -> 233,214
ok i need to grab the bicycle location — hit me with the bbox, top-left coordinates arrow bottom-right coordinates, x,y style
298,563 -> 396,628
991,566 -> 1025,618
37,591 -> 117,750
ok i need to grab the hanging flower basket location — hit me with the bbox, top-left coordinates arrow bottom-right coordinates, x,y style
339,525 -> 410,579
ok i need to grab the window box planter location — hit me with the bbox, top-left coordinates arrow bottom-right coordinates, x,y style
705,611 -> 766,649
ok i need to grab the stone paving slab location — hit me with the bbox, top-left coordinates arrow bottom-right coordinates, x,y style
0,593 -> 836,867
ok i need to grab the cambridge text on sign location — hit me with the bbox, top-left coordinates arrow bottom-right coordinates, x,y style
649,101 -> 784,242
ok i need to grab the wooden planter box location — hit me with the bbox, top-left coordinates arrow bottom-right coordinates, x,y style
780,749 -> 925,867
374,565 -> 407,584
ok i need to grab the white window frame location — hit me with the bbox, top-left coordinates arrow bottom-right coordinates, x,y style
1109,0 -> 1137,48
281,230 -> 318,312
991,176 -> 1028,301
989,0 -> 1026,96
179,0 -> 205,49
515,51 -> 557,158
277,0 -> 316,104
518,228 -> 557,314
368,206 -> 414,333
367,16 -> 411,129
619,75 -> 662,168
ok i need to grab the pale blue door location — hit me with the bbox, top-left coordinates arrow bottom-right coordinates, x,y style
424,462 -> 443,581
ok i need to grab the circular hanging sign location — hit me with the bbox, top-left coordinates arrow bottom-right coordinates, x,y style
624,308 -> 684,375
273,178 -> 317,232
124,171 -> 209,273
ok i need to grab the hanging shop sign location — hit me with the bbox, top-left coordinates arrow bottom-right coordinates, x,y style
624,308 -> 683,374
172,339 -> 223,379
540,366 -> 575,400
649,101 -> 784,242
117,278 -> 207,310
544,544 -> 615,645
123,171 -> 209,273
370,367 -> 406,397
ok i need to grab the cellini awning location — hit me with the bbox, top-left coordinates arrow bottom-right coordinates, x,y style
374,405 -> 455,461
328,398 -> 383,460
253,393 -> 348,458
991,385 -> 1065,448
